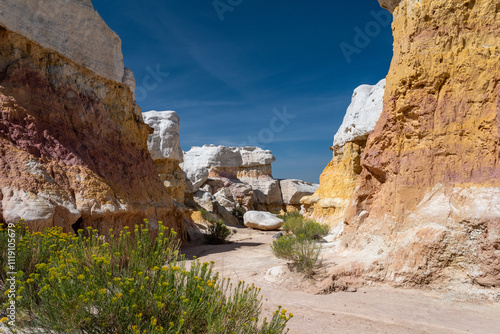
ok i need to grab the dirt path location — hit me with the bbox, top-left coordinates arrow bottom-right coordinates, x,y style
182,228 -> 500,334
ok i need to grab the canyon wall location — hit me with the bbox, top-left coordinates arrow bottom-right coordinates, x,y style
302,79 -> 385,223
333,0 -> 500,292
0,0 -> 185,236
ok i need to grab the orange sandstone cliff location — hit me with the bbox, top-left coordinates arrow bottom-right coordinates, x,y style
0,0 -> 185,236
330,0 -> 500,293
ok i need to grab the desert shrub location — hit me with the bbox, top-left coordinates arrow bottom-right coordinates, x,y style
272,213 -> 328,276
277,211 -> 301,221
281,215 -> 329,240
271,235 -> 321,276
205,219 -> 234,244
0,221 -> 291,333
200,209 -> 214,222
231,206 -> 246,224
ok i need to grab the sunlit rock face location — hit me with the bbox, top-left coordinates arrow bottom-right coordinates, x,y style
182,145 -> 283,212
0,0 -> 126,84
182,145 -> 318,214
0,1 -> 185,237
301,79 -> 385,223
143,110 -> 187,203
334,0 -> 500,293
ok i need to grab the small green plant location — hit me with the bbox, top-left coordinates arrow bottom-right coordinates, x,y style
272,213 -> 328,276
277,211 -> 302,221
283,218 -> 330,240
231,206 -> 246,224
205,219 -> 234,244
0,221 -> 291,333
272,235 -> 322,276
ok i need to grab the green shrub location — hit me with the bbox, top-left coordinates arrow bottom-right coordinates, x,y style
281,215 -> 329,240
0,221 -> 291,333
271,235 -> 321,276
205,219 -> 234,245
231,207 -> 246,224
277,211 -> 301,221
272,213 -> 328,276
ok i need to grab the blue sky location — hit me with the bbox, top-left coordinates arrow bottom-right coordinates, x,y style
92,0 -> 393,183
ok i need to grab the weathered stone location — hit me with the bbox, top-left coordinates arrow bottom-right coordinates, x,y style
213,188 -> 238,211
333,79 -> 385,150
244,211 -> 283,231
182,145 -> 282,211
279,179 -> 319,208
193,191 -> 215,212
143,111 -> 183,162
335,0 -> 500,291
0,21 -> 184,236
378,0 -> 401,13
143,110 -> 186,203
302,80 -> 384,223
0,0 -> 126,83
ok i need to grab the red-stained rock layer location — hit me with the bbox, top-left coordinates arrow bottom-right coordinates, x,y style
0,28 -> 185,237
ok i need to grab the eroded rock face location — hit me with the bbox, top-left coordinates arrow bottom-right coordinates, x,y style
280,179 -> 319,211
378,0 -> 400,13
143,110 -> 186,203
301,80 -> 385,222
0,17 -> 184,236
336,0 -> 500,291
182,145 -> 318,222
0,0 -> 126,84
181,145 -> 283,211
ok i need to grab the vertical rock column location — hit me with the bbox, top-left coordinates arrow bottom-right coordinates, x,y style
339,0 -> 500,288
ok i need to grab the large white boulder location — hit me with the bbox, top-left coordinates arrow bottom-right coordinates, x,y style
143,110 -> 183,162
333,79 -> 385,149
244,211 -> 284,231
0,0 -> 126,84
280,179 -> 319,205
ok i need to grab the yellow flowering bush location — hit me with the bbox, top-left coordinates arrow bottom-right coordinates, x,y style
0,221 -> 291,333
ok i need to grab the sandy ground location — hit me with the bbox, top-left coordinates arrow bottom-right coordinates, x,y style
182,228 -> 500,334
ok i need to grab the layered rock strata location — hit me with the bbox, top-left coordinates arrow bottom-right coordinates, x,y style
182,145 -> 284,212
301,79 -> 385,223
0,1 -> 185,236
143,110 -> 186,203
182,145 -> 318,217
334,0 -> 500,291
0,0 -> 126,83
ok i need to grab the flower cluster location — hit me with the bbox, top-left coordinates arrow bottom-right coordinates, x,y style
0,221 -> 292,333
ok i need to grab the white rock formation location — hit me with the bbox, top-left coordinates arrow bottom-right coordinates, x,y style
143,111 -> 183,162
183,145 -> 275,170
182,145 -> 317,217
143,110 -> 186,203
280,179 -> 319,206
333,79 -> 385,149
0,0 -> 126,83
244,211 -> 284,231
181,145 -> 275,192
213,188 -> 238,211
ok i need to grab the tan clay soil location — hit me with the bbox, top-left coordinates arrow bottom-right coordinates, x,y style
182,228 -> 500,334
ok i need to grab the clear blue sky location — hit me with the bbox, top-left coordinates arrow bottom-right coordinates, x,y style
92,0 -> 393,183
